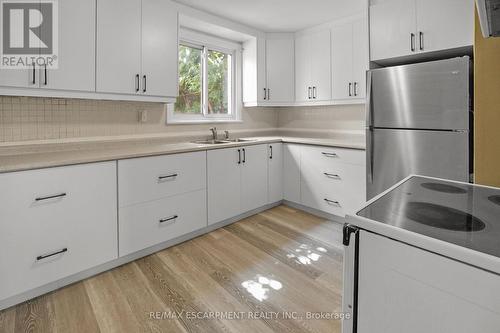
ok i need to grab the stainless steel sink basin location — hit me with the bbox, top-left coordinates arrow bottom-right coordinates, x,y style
224,138 -> 257,143
192,139 -> 230,145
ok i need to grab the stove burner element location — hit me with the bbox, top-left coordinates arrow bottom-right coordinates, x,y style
421,182 -> 468,194
405,202 -> 485,232
488,195 -> 500,206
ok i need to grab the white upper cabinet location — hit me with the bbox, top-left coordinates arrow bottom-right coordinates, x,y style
332,17 -> 368,100
97,0 -> 142,95
243,34 -> 294,106
415,0 -> 474,54
141,0 -> 178,97
265,36 -> 295,103
0,0 -> 95,92
97,0 -> 178,98
295,29 -> 331,102
43,0 -> 96,92
370,0 -> 474,62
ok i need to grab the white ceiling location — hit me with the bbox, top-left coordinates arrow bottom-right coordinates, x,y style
173,0 -> 365,32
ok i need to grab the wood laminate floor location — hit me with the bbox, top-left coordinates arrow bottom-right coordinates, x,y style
0,205 -> 345,333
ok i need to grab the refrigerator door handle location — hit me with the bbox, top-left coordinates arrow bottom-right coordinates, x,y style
367,128 -> 374,184
365,71 -> 373,127
343,224 -> 360,333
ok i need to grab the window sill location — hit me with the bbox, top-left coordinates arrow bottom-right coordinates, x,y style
166,118 -> 243,125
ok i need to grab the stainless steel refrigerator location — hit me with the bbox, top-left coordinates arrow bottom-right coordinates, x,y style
366,56 -> 472,200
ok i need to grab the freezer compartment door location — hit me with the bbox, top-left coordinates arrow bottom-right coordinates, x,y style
368,57 -> 470,130
367,129 -> 469,200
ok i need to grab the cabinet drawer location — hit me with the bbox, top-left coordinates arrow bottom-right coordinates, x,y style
118,151 -> 206,207
119,189 -> 207,256
301,162 -> 366,216
301,145 -> 365,167
0,162 -> 118,301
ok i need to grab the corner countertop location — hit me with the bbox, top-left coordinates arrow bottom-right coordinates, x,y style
0,135 -> 365,174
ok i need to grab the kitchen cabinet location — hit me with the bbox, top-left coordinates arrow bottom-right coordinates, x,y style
283,144 -> 302,203
265,37 -> 295,103
370,0 -> 474,62
243,34 -> 294,106
356,231 -> 500,332
295,29 -> 331,102
0,162 -> 117,302
0,0 -> 95,92
332,18 -> 368,100
97,0 -> 178,97
268,143 -> 284,203
241,145 -> 269,212
208,144 -> 268,225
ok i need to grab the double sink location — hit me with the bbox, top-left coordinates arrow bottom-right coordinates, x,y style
192,138 -> 257,145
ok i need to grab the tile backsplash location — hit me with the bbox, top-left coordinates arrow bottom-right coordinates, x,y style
0,96 -> 278,143
0,96 -> 365,144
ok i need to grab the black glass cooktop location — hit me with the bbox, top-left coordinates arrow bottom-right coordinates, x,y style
357,176 -> 500,259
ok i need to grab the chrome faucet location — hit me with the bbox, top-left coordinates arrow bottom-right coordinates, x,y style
209,127 -> 217,140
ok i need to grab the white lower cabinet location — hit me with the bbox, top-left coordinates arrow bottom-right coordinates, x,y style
283,144 -> 302,203
268,143 -> 284,203
208,144 -> 269,225
358,231 -> 500,332
119,190 -> 207,256
0,162 -> 118,301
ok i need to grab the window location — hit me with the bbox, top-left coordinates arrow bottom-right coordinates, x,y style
168,30 -> 241,124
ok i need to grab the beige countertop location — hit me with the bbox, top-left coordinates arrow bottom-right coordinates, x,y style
0,135 -> 365,174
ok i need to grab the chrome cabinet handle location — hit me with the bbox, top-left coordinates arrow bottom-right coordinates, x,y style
159,215 -> 178,224
354,82 -> 358,96
419,32 -> 424,51
324,199 -> 341,206
32,63 -> 36,85
322,152 -> 338,158
135,74 -> 140,92
308,87 -> 312,99
263,88 -> 267,100
269,145 -> 273,159
238,149 -> 241,164
242,148 -> 246,164
349,82 -> 352,97
410,33 -> 416,52
35,193 -> 67,202
37,248 -> 67,261
324,173 -> 341,179
313,86 -> 317,99
143,75 -> 147,93
158,173 -> 178,181
44,64 -> 48,85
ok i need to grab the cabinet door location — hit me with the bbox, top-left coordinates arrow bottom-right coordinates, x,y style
352,18 -> 369,99
310,29 -> 331,101
0,68 -> 36,89
207,148 -> 241,225
266,38 -> 294,103
331,23 -> 353,100
294,34 -> 311,102
43,0 -> 95,91
141,0 -> 178,97
370,0 -> 416,61
416,0 -> 473,54
241,145 -> 268,213
97,0 -> 141,94
283,144 -> 301,203
268,143 -> 283,203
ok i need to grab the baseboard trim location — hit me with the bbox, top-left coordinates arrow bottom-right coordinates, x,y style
0,201 -> 282,311
282,200 -> 347,225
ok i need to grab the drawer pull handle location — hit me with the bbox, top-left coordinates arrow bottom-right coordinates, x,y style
35,193 -> 67,202
324,199 -> 341,206
158,173 -> 178,181
324,173 -> 341,179
36,248 -> 68,261
322,152 -> 338,158
159,215 -> 178,224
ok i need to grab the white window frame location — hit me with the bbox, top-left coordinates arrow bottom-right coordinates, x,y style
167,29 -> 243,124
